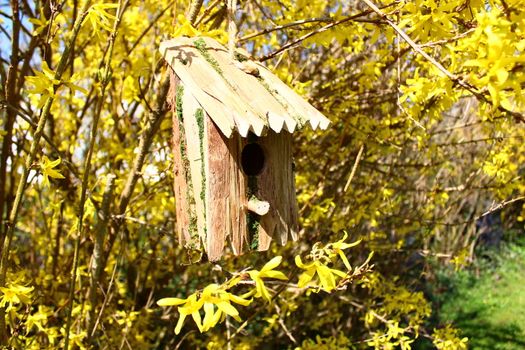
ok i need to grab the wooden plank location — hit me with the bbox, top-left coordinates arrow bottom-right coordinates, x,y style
204,115 -> 230,261
161,38 -> 265,137
257,132 -> 299,247
227,135 -> 247,255
169,75 -> 191,246
161,37 -> 330,134
161,39 -> 235,137
182,91 -> 207,246
200,37 -> 295,134
257,211 -> 277,251
255,62 -> 331,131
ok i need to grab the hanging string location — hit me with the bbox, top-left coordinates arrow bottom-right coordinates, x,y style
227,0 -> 238,60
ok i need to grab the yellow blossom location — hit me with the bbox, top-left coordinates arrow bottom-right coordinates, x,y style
247,256 -> 288,301
26,61 -> 61,108
158,283 -> 251,334
328,232 -> 361,270
295,255 -> 347,292
40,156 -> 65,187
172,14 -> 227,43
0,283 -> 34,311
82,3 -> 118,33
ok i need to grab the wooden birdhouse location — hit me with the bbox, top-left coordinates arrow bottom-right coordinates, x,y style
159,36 -> 329,261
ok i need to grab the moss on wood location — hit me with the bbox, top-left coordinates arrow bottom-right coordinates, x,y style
195,108 -> 206,203
193,38 -> 243,97
194,38 -> 223,76
176,85 -> 184,122
176,85 -> 200,250
247,175 -> 260,250
195,107 -> 207,240
247,212 -> 260,250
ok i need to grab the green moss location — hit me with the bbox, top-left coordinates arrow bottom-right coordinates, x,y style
195,108 -> 207,244
176,87 -> 188,168
176,85 -> 199,244
195,108 -> 206,203
193,38 -> 246,102
246,175 -> 260,250
176,85 -> 184,122
248,212 -> 260,250
194,38 -> 223,76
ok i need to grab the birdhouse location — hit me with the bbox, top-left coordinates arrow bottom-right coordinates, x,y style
159,36 -> 329,261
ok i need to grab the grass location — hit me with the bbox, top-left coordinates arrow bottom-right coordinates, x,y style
428,240 -> 525,350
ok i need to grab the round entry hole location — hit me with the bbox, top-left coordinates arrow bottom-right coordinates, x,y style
241,143 -> 265,176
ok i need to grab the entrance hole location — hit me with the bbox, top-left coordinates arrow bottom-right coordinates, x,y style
241,143 -> 265,176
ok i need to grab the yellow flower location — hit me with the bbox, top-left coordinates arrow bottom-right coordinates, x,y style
173,14 -> 200,38
28,8 -> 49,36
26,62 -> 60,108
26,62 -> 86,108
82,3 -> 118,33
157,283 -> 252,334
26,305 -> 52,333
247,256 -> 288,301
0,283 -> 34,311
295,255 -> 347,292
40,156 -> 65,187
172,14 -> 228,43
328,232 -> 361,270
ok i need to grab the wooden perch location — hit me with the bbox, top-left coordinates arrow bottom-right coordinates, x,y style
246,197 -> 270,216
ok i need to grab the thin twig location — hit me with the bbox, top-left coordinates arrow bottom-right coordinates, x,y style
90,250 -> 119,338
228,0 -> 238,59
0,100 -> 81,179
477,196 -> 525,219
187,0 -> 204,25
259,8 -> 382,62
0,0 -> 21,247
274,304 -> 297,344
238,17 -> 333,42
128,1 -> 175,54
194,0 -> 221,26
419,28 -> 476,48
100,74 -> 170,278
343,145 -> 365,193
87,174 -> 116,339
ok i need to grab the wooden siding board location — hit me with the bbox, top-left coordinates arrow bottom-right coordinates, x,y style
182,91 -> 207,245
170,77 -> 191,246
205,116 -> 230,261
228,135 -> 248,255
256,132 -> 298,248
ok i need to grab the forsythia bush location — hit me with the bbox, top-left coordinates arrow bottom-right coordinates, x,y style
0,0 -> 524,348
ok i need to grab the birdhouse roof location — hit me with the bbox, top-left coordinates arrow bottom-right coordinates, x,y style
159,36 -> 330,138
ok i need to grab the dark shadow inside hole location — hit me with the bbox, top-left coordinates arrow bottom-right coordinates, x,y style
241,143 -> 265,176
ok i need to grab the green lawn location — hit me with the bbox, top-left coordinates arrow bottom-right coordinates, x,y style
434,242 -> 525,349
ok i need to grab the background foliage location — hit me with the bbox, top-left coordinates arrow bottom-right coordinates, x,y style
0,0 -> 524,348
425,239 -> 525,350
